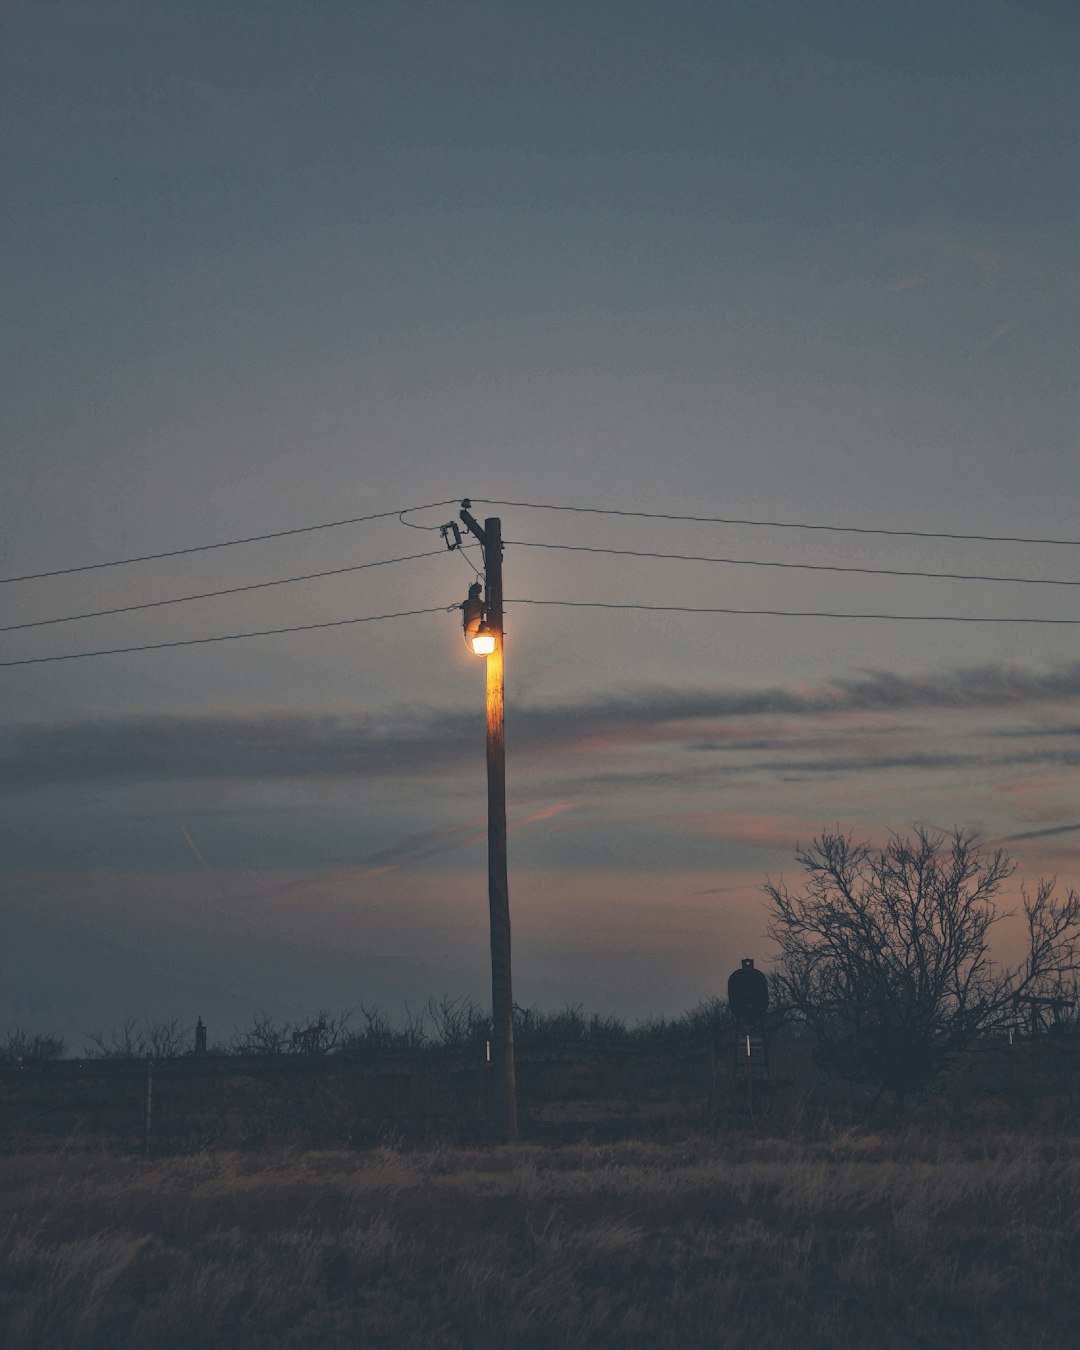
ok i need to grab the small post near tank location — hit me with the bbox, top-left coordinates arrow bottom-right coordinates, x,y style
727,958 -> 770,1111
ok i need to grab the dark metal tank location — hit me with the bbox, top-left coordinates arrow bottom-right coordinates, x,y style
727,958 -> 768,1024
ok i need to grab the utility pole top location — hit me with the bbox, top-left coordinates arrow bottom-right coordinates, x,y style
460,504 -> 488,551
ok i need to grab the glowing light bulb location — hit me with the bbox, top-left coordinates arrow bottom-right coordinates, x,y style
471,626 -> 496,655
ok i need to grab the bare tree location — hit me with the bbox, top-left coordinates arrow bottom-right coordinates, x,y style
227,1013 -> 295,1056
1,1026 -> 66,1062
84,1017 -> 189,1060
765,827 -> 1080,1108
227,1010 -> 352,1056
288,1010 -> 351,1055
339,1006 -> 406,1057
424,996 -> 489,1049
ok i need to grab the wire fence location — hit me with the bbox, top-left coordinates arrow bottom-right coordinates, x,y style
0,1028 -> 740,1153
5,1012 -> 1077,1153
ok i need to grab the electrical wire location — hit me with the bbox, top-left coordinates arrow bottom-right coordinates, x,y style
9,534 -> 1067,647
4,594 -> 1078,668
479,498 -> 1080,548
507,599 -> 1080,624
0,607 -> 450,667
9,490 -> 1077,590
398,506 -> 452,531
399,496 -> 483,576
0,498 -> 460,586
506,540 -> 1080,587
0,549 -> 462,633
456,545 -> 485,584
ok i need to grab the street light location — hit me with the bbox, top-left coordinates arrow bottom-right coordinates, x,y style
462,581 -> 498,655
456,506 -> 518,1143
471,623 -> 496,656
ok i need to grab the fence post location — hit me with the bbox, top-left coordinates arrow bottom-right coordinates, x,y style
746,1034 -> 753,1116
144,1056 -> 154,1159
707,1032 -> 717,1120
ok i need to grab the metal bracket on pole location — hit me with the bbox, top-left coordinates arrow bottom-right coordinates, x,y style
460,502 -> 488,561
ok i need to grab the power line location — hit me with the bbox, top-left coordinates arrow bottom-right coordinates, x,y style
480,498 -> 1080,548
0,549 -> 457,633
4,592 -> 1077,668
9,492 -> 1078,590
0,498 -> 460,586
508,599 -> 1080,624
456,543 -> 485,584
398,507 -> 449,532
0,607 -> 450,667
507,540 -> 1080,587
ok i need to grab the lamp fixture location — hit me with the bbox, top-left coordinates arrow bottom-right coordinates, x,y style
471,622 -> 496,656
461,581 -> 495,653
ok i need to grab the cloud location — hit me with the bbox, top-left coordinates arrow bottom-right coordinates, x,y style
675,811 -> 825,851
561,743 -> 1080,801
0,708 -> 473,790
979,319 -> 1018,347
1006,822 -> 1080,842
886,274 -> 929,292
509,802 -> 574,832
217,803 -> 574,905
177,821 -> 230,899
355,817 -> 487,870
3,661 -> 1079,791
990,724 -> 1080,740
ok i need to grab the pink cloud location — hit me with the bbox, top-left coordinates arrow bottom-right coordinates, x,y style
996,776 -> 1066,798
816,711 -> 903,732
675,811 -> 826,851
509,801 -> 574,832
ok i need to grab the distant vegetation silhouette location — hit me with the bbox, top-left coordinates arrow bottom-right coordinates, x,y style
5,825 -> 1079,1127
765,825 -> 1080,1109
49,997 -> 732,1063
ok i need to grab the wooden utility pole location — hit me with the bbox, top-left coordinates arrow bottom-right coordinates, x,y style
460,503 -> 518,1142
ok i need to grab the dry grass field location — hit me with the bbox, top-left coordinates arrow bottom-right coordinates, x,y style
2,1125 -> 1078,1349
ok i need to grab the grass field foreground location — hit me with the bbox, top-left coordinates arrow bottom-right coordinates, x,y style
2,1128 -> 1078,1348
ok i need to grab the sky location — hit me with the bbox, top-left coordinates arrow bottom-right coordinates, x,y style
3,0 -> 1079,1051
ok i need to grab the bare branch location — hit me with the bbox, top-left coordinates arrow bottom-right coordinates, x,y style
763,826 -> 1078,1107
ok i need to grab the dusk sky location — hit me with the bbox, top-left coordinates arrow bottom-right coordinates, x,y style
3,1 -> 1079,1049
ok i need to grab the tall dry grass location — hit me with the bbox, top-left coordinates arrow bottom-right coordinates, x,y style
2,1127 -> 1078,1348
